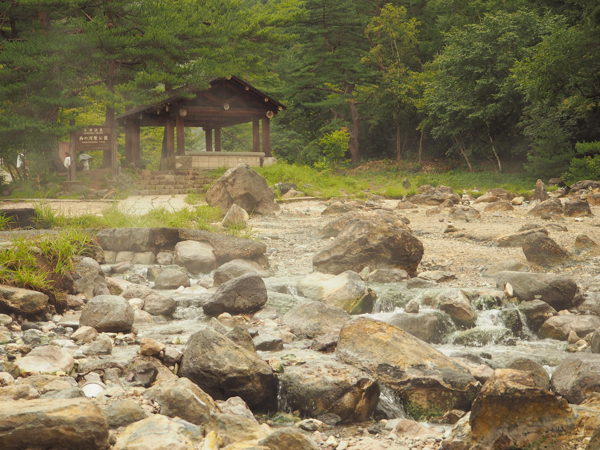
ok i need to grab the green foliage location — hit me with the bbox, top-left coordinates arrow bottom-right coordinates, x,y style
315,128 -> 350,171
563,142 -> 600,184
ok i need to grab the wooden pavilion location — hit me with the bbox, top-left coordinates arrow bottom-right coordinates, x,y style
116,76 -> 285,169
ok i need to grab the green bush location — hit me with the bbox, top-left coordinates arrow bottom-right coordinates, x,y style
563,141 -> 600,184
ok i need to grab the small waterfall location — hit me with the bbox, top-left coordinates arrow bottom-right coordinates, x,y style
476,309 -> 504,328
375,385 -> 408,420
277,382 -> 289,413
515,307 -> 536,341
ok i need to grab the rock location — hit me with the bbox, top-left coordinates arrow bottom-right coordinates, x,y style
156,251 -> 174,265
79,295 -> 134,332
163,347 -> 183,365
179,328 -> 276,409
0,285 -> 48,314
484,201 -> 514,213
298,271 -> 373,314
528,197 -> 563,217
419,270 -> 456,283
411,186 -> 461,206
16,345 -> 75,374
253,332 -> 284,351
132,252 -> 156,265
205,412 -> 268,447
367,268 -> 409,283
143,377 -> 219,425
134,309 -> 154,324
496,228 -> 548,247
522,232 -> 570,266
480,260 -> 527,276
274,182 -> 298,195
575,234 -> 598,253
436,290 -> 477,328
101,399 -> 149,428
122,284 -> 152,300
448,207 -> 480,222
313,220 -> 423,277
258,427 -> 319,450
0,384 -> 40,401
0,372 -> 15,386
206,163 -> 280,215
552,355 -> 600,404
336,318 -> 480,420
139,337 -> 166,356
511,196 -> 524,205
0,398 -> 109,449
153,268 -> 190,290
404,299 -> 420,314
569,180 -> 600,191
71,325 -> 98,343
504,357 -> 550,390
278,359 -> 380,423
468,369 -> 576,448
321,200 -> 365,215
226,326 -> 256,353
563,198 -> 592,217
494,271 -> 577,311
533,179 -> 549,201
214,259 -> 270,287
451,327 -> 513,346
282,301 -> 351,338
174,240 -> 216,275
72,257 -> 107,300
143,293 -> 176,317
222,203 -> 250,228
83,334 -> 113,355
474,193 -> 499,203
203,273 -> 268,316
539,315 -> 600,340
548,178 -> 564,187
217,396 -> 255,420
113,414 -> 203,450
384,310 -> 454,344
320,210 -> 410,239
395,419 -> 442,437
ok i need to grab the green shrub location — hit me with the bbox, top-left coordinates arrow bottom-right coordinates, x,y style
563,141 -> 600,184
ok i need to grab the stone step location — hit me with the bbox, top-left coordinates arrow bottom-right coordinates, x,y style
135,188 -> 204,196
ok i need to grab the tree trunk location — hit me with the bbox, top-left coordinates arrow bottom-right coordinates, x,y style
455,138 -> 473,172
348,101 -> 360,163
487,132 -> 502,173
418,130 -> 423,164
101,106 -> 115,168
396,124 -> 401,161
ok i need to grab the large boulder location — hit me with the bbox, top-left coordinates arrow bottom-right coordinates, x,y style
0,285 -> 48,314
539,315 -> 600,341
259,427 -> 319,450
517,300 -> 557,332
522,233 -> 570,266
213,259 -> 269,286
528,197 -> 563,217
143,377 -> 219,425
336,318 -> 480,420
0,398 -> 109,449
505,357 -> 551,390
533,179 -> 549,202
496,228 -> 548,248
204,413 -> 268,447
494,271 -> 577,311
468,369 -> 576,449
113,415 -> 203,450
563,198 -> 592,217
143,294 -> 176,317
16,345 -> 75,374
278,360 -> 380,423
436,290 -> 477,328
313,220 -> 423,277
206,163 -> 279,215
153,268 -> 190,290
410,185 -> 461,206
79,295 -> 134,332
320,209 -> 409,239
282,301 -> 351,338
298,271 -> 373,314
551,355 -> 600,404
384,310 -> 455,344
203,273 -> 268,316
179,328 -> 276,409
173,240 -> 216,275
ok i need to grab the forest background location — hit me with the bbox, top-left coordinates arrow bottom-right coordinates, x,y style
0,0 -> 599,185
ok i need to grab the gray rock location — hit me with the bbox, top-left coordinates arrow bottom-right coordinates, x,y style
206,163 -> 280,215
0,398 -> 109,449
143,377 -> 219,425
522,233 -> 570,266
214,259 -> 269,286
222,204 -> 250,228
448,206 -> 481,222
528,198 -> 563,217
563,198 -> 592,217
496,229 -> 549,248
517,300 -> 557,332
0,285 -> 48,314
280,359 -> 379,423
72,257 -> 107,300
505,357 -> 550,390
205,413 -> 268,447
384,310 -> 454,344
533,179 -> 549,202
494,272 -> 577,311
179,328 -> 276,408
298,271 -> 373,314
551,355 -> 600,404
436,289 -> 477,327
153,268 -> 190,290
102,399 -> 149,428
143,294 -> 176,317
203,273 -> 268,316
174,240 -> 216,275
22,329 -> 43,345
113,414 -> 203,450
225,326 -> 256,353
539,315 -> 600,340
282,301 -> 351,339
122,284 -> 152,300
253,333 -> 284,351
481,260 -> 528,276
368,268 -> 409,283
259,427 -> 319,450
16,345 -> 75,374
79,295 -> 134,332
40,387 -> 85,399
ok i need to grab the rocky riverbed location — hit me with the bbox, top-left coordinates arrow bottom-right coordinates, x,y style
3,173 -> 600,449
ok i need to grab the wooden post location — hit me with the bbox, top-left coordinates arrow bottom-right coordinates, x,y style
215,127 -> 222,152
176,115 -> 185,156
69,119 -> 76,181
262,118 -> 271,157
132,122 -> 141,167
124,123 -> 133,166
205,128 -> 213,152
166,117 -> 175,157
252,118 -> 260,152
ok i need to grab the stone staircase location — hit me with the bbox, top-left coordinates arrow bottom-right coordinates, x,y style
133,169 -> 218,195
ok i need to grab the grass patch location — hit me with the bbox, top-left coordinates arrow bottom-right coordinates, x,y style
184,192 -> 203,205
0,229 -> 94,311
253,161 -> 537,199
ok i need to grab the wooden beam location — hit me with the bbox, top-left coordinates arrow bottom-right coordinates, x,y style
262,118 -> 272,157
215,127 -> 222,152
176,115 -> 185,156
184,106 -> 270,116
132,122 -> 141,167
166,117 -> 175,157
252,118 -> 260,152
205,128 -> 213,152
124,123 -> 133,166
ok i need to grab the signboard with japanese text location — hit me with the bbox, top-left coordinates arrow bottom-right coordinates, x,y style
74,127 -> 112,152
